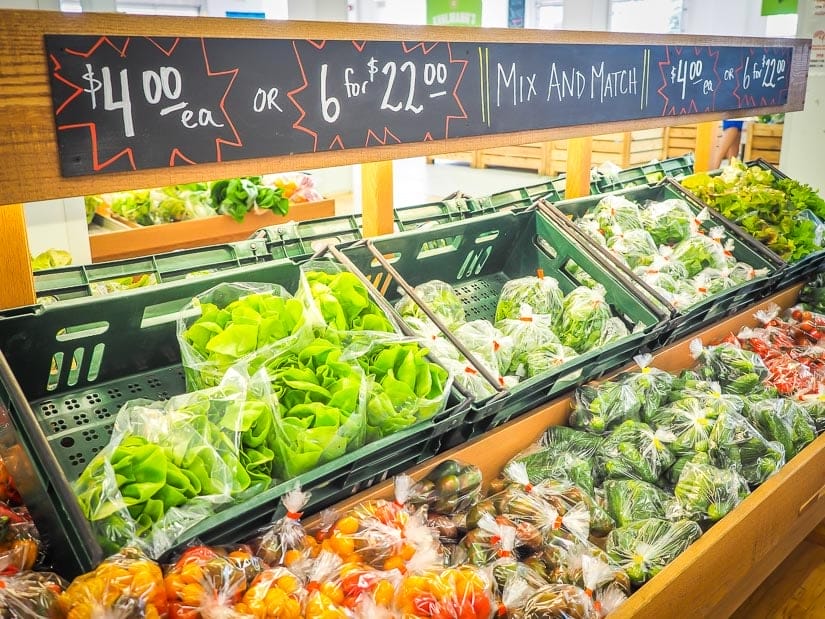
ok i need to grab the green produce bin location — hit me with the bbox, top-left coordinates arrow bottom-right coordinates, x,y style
0,257 -> 471,577
593,154 -> 695,193
543,177 -> 781,344
676,159 -> 825,288
330,207 -> 668,443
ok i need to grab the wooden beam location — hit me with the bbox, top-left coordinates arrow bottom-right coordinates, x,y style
0,204 -> 35,310
564,136 -> 592,199
694,121 -> 717,172
0,9 -> 810,205
361,161 -> 394,238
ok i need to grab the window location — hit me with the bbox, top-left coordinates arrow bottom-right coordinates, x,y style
610,0 -> 683,34
59,0 -> 201,15
536,0 -> 563,30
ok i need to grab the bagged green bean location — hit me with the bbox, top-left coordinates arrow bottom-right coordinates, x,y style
707,411 -> 785,487
673,461 -> 749,522
744,398 -> 816,459
599,420 -> 676,484
606,518 -> 702,586
603,479 -> 672,528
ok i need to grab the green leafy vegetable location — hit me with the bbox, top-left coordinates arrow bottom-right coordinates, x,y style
302,267 -> 395,332
396,280 -> 466,331
494,272 -> 564,323
558,286 -> 612,353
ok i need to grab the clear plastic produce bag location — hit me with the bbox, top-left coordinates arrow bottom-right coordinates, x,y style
745,397 -> 816,459
0,571 -> 66,619
606,518 -> 702,586
558,286 -> 613,353
298,258 -> 398,333
395,279 -> 467,331
495,270 -> 564,324
673,461 -> 750,522
73,370 -> 273,558
264,335 -> 369,478
641,198 -> 694,245
599,420 -> 676,484
454,319 -> 515,377
707,411 -> 785,487
178,281 -> 313,390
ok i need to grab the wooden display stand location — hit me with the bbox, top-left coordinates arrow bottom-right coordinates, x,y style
89,199 -> 335,262
745,122 -> 784,165
305,285 -> 825,619
0,12 -> 814,614
549,128 -> 665,175
664,123 -> 700,158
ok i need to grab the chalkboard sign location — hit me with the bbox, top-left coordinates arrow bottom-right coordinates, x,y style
44,35 -> 794,177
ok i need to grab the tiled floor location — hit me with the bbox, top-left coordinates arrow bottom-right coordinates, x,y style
332,157 -> 551,214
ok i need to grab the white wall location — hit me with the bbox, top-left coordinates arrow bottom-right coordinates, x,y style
780,0 -> 825,193
681,0 -> 767,36
562,0 -> 608,31
287,0 -> 345,21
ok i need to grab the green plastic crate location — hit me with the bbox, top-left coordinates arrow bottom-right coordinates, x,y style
593,154 -> 695,193
333,207 -> 668,443
676,159 -> 825,289
543,178 -> 781,344
0,257 -> 470,577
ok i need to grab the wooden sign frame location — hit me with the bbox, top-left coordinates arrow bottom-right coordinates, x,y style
0,10 -> 811,206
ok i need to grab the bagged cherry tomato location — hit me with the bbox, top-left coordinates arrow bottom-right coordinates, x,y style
233,566 -> 304,619
338,562 -> 399,614
164,544 -> 266,618
396,565 -> 494,619
58,547 -> 166,619
0,457 -> 21,506
301,550 -> 352,619
0,570 -> 66,619
0,505 -> 39,575
253,486 -> 311,566
411,460 -> 483,516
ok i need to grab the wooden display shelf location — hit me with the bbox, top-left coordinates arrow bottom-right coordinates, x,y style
745,123 -> 784,165
664,123 -> 699,158
89,199 -> 334,262
305,284 -> 825,619
426,152 -> 479,166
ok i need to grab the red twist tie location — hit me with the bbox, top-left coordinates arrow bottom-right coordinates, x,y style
465,366 -> 478,375
497,603 -> 508,617
519,316 -> 533,323
594,600 -> 603,613
553,515 -> 564,530
490,535 -> 501,546
306,581 -> 321,593
584,588 -> 594,599
524,483 -> 533,493
493,340 -> 501,351
498,549 -> 512,558
536,268 -> 545,279
286,510 -> 303,520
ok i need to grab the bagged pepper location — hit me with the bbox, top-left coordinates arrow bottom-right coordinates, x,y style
0,571 -> 65,619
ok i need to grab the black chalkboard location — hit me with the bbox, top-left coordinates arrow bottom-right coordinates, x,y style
44,35 -> 794,177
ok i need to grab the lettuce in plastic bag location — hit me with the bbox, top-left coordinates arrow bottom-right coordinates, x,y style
586,195 -> 644,238
559,286 -> 612,353
642,198 -> 695,245
395,280 -> 466,331
495,271 -> 564,324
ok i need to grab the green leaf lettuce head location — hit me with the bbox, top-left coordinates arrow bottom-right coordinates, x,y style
265,336 -> 368,478
31,248 -> 72,272
558,286 -> 612,353
211,177 -> 259,223
606,228 -> 658,270
300,264 -> 396,333
494,271 -> 564,323
496,313 -> 561,378
396,280 -> 466,331
585,195 -> 644,239
73,372 -> 271,557
606,518 -> 702,586
681,160 -> 825,262
453,319 -> 514,377
355,339 -> 451,441
180,283 -> 311,390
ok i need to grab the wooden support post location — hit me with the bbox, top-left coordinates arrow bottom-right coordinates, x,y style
0,203 -> 35,310
361,161 -> 395,238
694,121 -> 717,172
564,136 -> 592,199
